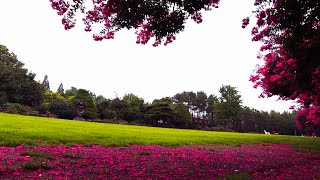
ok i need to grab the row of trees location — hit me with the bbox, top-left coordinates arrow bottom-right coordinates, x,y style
37,76 -> 300,135
172,86 -> 297,135
48,0 -> 320,134
0,43 -> 299,134
38,83 -> 298,135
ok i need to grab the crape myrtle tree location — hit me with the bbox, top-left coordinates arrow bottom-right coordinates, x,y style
242,0 -> 320,133
49,0 -> 220,46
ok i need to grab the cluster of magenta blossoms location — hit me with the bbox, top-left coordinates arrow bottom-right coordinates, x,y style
1,144 -> 320,179
243,0 -> 320,132
50,0 -> 220,46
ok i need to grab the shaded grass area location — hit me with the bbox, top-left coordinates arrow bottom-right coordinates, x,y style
0,113 -> 319,152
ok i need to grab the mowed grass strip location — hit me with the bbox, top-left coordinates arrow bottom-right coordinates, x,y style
0,113 -> 319,152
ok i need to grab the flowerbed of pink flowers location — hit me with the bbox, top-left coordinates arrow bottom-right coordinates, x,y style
0,144 -> 319,179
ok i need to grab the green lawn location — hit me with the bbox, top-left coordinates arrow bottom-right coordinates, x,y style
0,113 -> 319,152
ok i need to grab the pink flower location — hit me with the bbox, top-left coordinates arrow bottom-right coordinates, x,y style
257,18 -> 264,26
242,17 -> 250,28
13,171 -> 21,176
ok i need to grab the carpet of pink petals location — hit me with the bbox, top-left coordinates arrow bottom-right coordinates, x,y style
0,144 -> 319,179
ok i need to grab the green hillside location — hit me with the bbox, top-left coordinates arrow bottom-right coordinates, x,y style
0,113 -> 319,152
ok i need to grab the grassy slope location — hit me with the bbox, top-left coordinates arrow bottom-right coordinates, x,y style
0,113 -> 319,152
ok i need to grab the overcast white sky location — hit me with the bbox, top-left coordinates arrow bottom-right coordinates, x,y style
0,0 -> 294,112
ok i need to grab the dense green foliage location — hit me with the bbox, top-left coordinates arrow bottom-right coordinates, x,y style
122,93 -> 144,122
1,103 -> 39,116
0,45 -> 44,107
173,103 -> 194,128
144,99 -> 176,127
0,113 -> 319,152
48,98 -> 73,119
214,85 -> 242,130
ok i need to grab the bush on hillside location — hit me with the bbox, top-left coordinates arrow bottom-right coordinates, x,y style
48,99 -> 73,119
207,126 -> 225,132
34,103 -> 49,114
1,103 -> 39,116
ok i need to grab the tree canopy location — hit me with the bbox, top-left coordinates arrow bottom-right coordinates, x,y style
50,0 -> 220,46
0,44 -> 44,107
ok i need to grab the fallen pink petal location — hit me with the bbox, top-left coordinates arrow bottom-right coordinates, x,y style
0,144 -> 319,179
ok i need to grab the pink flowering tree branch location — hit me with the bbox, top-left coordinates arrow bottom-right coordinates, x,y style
50,0 -> 220,46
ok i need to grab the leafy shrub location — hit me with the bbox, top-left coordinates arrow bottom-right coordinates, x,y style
2,103 -> 39,116
90,118 -> 129,125
100,109 -> 117,120
207,126 -> 225,132
2,103 -> 18,114
48,99 -> 73,119
34,103 -> 49,114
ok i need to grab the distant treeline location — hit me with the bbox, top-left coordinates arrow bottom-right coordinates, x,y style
0,44 -> 298,135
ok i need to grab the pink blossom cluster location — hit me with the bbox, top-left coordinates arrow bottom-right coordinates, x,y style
50,0 -> 70,15
296,106 -> 320,131
241,18 -> 249,29
249,47 -> 298,99
0,144 -> 320,179
313,21 -> 320,28
49,0 -> 221,46
135,23 -> 153,45
244,0 -> 320,130
191,12 -> 203,24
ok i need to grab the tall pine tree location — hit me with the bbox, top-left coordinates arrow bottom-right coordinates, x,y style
57,83 -> 64,96
42,75 -> 50,91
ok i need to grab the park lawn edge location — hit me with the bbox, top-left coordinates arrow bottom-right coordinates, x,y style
0,112 -> 319,152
